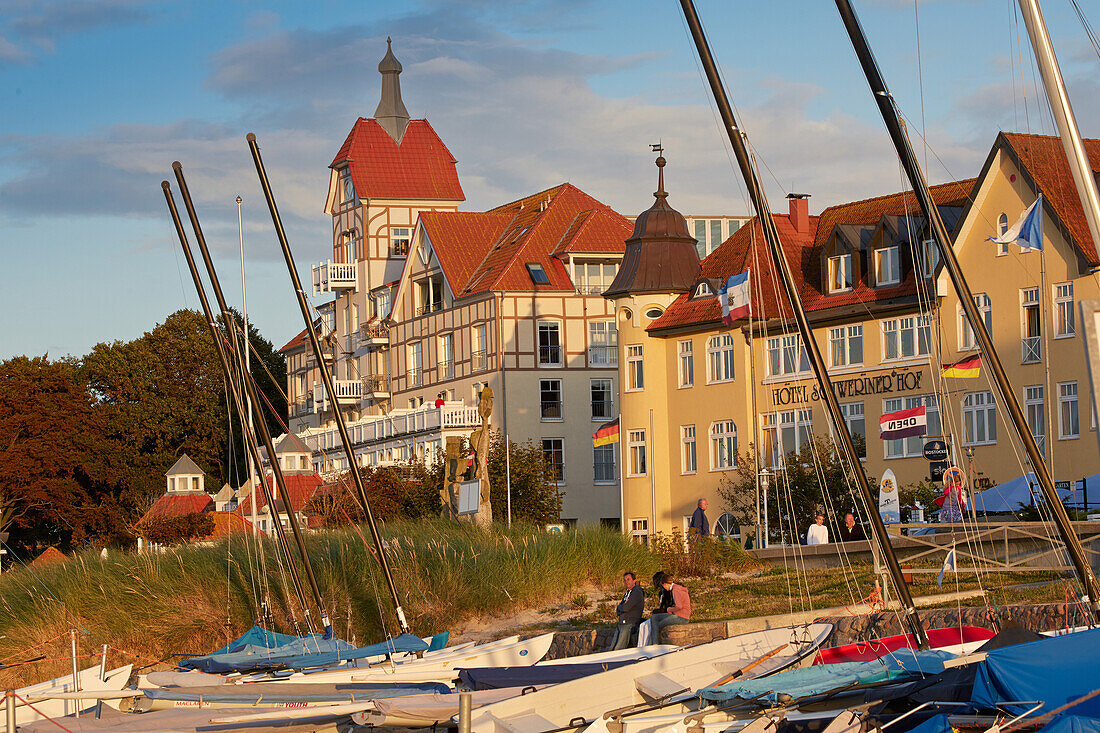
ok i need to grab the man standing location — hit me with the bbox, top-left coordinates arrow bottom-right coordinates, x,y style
611,572 -> 644,650
806,513 -> 829,545
838,512 -> 867,542
689,498 -> 710,538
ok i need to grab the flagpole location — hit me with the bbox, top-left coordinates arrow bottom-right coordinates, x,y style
1039,244 -> 1055,485
747,267 -> 761,550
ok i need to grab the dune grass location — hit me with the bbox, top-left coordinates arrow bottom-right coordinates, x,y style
0,521 -> 656,686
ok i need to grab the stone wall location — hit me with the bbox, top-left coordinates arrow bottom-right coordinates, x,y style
544,603 -> 1086,658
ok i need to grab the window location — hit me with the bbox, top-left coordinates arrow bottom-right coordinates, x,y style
882,315 -> 932,360
628,430 -> 647,476
540,379 -> 563,421
630,518 -> 649,545
590,379 -> 613,420
542,439 -> 565,483
918,239 -> 940,278
416,278 -> 443,315
627,345 -> 644,391
693,282 -> 713,298
390,227 -> 410,257
341,174 -> 355,203
336,232 -> 356,263
963,391 -> 997,446
408,342 -> 422,386
438,333 -> 454,380
828,253 -> 853,293
681,425 -> 697,474
829,325 -> 864,367
884,394 -> 940,457
767,334 -> 811,377
1022,287 -> 1041,363
874,246 -> 900,286
839,402 -> 866,458
710,420 -> 737,470
472,324 -> 489,371
1055,283 -> 1075,338
472,381 -> 487,403
960,294 -> 993,350
678,340 -> 694,387
997,213 -> 1010,256
576,261 -> 617,294
526,263 -> 550,285
538,321 -> 562,366
588,321 -> 618,366
372,288 -> 391,319
707,334 -> 736,383
1026,385 -> 1046,455
694,220 -> 707,259
762,409 -> 812,466
1060,382 -> 1079,439
593,444 -> 616,483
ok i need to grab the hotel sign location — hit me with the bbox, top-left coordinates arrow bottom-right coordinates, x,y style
771,368 -> 924,407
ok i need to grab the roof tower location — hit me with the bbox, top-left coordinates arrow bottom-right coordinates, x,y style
374,38 -> 410,143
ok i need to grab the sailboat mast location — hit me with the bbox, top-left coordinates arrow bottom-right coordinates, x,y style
1017,0 -> 1100,251
834,0 -> 1100,622
171,164 -> 335,636
161,181 -> 310,619
237,195 -> 260,539
679,0 -> 930,647
246,133 -> 411,635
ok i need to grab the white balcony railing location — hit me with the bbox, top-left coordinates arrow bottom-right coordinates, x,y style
313,380 -> 362,408
300,403 -> 483,456
311,260 -> 357,296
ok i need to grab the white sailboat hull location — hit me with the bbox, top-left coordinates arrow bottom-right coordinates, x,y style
16,664 -> 133,725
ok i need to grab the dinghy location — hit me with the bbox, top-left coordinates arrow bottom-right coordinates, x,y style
468,624 -> 832,732
15,664 -> 133,725
812,626 -> 995,664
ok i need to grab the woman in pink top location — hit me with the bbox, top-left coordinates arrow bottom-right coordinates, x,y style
648,572 -> 690,641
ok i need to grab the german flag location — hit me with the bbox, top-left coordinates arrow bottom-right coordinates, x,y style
942,354 -> 981,378
592,417 -> 620,447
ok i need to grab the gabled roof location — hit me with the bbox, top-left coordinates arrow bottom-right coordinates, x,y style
213,484 -> 235,502
331,119 -> 464,202
31,547 -> 68,566
205,512 -> 255,540
235,473 -> 324,516
999,132 -> 1100,266
650,179 -> 973,333
273,432 -> 311,455
419,211 -> 512,294
139,493 -> 213,522
166,454 -> 204,477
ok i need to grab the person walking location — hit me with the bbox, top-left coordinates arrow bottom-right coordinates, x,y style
611,572 -> 644,650
689,498 -> 710,538
806,513 -> 829,545
837,512 -> 867,542
645,572 -> 691,643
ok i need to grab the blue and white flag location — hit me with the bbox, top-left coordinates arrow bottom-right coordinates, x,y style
988,195 -> 1043,251
937,547 -> 957,589
720,270 -> 750,325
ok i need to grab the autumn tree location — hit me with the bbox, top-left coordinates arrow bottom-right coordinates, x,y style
133,512 -> 215,545
0,356 -> 126,551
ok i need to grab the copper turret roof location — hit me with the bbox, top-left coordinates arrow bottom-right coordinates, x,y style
603,155 -> 700,298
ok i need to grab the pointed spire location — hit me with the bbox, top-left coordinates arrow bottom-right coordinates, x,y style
654,154 -> 667,200
375,37 -> 410,143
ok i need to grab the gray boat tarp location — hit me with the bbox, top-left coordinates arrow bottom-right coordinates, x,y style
359,686 -> 535,727
457,659 -> 637,690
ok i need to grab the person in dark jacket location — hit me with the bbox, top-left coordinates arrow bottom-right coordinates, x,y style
837,512 -> 867,542
611,572 -> 645,650
653,571 -> 673,613
688,498 -> 710,538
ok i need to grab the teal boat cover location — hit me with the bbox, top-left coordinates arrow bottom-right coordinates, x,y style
208,625 -> 300,655
181,632 -> 429,674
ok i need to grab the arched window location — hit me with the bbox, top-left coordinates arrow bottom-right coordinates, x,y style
714,512 -> 738,540
997,213 -> 1009,256
710,420 -> 737,470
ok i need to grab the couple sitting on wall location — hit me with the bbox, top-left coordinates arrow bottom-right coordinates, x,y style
611,571 -> 691,650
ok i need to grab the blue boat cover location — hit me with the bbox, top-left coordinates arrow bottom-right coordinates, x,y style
971,628 -> 1100,716
699,657 -> 928,704
181,632 -> 428,674
458,660 -> 636,690
1041,716 -> 1100,733
902,713 -> 953,733
141,681 -> 449,704
427,631 -> 449,652
208,625 -> 300,656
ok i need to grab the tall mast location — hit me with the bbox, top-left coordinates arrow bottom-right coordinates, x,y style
679,0 -> 929,647
1017,0 -> 1100,251
170,165 -> 335,636
246,133 -> 411,635
834,0 -> 1100,622
237,195 -> 259,538
161,181 -> 310,622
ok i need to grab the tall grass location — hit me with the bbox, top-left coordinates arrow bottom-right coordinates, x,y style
0,521 -> 654,686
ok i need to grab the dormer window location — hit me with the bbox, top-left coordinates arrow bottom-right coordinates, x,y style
341,174 -> 355,204
918,239 -> 940,278
874,246 -> 900,286
693,281 -> 713,298
828,254 -> 853,293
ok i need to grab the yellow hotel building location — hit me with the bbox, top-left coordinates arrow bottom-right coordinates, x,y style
608,133 -> 1100,540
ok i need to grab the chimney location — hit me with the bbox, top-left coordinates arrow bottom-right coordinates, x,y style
787,193 -> 810,233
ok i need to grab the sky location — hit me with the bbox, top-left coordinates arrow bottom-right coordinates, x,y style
2,0 -> 1099,360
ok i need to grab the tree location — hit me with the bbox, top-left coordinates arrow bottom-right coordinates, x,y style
133,512 -> 215,545
0,356 -> 126,551
716,437 -> 876,545
486,433 -> 562,524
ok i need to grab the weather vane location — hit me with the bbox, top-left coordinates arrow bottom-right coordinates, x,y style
650,142 -> 663,155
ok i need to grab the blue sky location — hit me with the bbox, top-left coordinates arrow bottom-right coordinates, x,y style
2,0 -> 1098,359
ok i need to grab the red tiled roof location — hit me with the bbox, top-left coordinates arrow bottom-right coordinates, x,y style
31,547 -> 68,567
279,326 -> 310,353
651,179 -> 973,332
332,119 -> 464,202
235,473 -> 324,516
1001,132 -> 1100,266
420,211 -> 512,293
204,511 -> 255,540
457,184 -> 633,295
139,493 -> 213,523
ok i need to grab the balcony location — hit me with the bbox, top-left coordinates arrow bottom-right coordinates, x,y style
1022,336 -> 1041,363
591,401 -> 614,421
360,322 -> 390,348
438,360 -> 454,381
311,260 -> 357,296
363,375 -> 390,400
472,349 -> 489,372
416,301 -> 443,317
407,368 -> 423,387
589,345 -> 618,367
538,345 -> 562,367
313,380 -> 362,410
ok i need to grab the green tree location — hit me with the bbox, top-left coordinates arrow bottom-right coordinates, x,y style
487,433 -> 562,524
716,437 -> 876,545
0,356 -> 126,551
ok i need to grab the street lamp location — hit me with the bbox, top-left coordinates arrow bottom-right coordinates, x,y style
759,468 -> 771,549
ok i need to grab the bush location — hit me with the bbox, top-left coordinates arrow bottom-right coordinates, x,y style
133,512 -> 215,545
